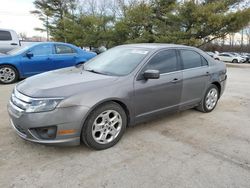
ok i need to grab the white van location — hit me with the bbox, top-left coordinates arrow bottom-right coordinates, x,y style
0,29 -> 20,53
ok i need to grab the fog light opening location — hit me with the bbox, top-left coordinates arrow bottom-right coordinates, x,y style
32,126 -> 57,140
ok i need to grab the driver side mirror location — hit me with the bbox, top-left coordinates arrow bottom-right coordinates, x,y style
143,70 -> 160,80
26,52 -> 34,58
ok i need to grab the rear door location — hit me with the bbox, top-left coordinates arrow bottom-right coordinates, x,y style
178,49 -> 210,108
51,44 -> 77,68
133,49 -> 183,119
20,43 -> 53,76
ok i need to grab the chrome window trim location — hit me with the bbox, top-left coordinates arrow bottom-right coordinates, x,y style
160,66 -> 209,76
181,65 -> 209,72
53,53 -> 77,56
160,70 -> 182,76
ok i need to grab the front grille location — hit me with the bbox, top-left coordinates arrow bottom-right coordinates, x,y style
11,88 -> 31,111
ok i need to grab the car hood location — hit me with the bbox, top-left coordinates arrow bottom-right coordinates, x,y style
17,67 -> 119,98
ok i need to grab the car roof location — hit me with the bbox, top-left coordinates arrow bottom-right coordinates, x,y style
27,42 -> 77,48
118,43 -> 196,50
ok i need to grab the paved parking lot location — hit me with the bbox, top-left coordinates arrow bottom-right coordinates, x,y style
1,64 -> 250,188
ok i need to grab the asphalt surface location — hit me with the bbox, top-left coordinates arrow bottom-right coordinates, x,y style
1,64 -> 250,188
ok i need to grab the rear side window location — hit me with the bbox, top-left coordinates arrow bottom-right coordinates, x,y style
180,50 -> 207,69
31,44 -> 52,56
0,31 -> 12,41
220,54 -> 230,57
146,50 -> 178,74
55,44 -> 76,54
201,56 -> 208,66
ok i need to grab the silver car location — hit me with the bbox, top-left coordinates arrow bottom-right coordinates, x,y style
8,44 -> 227,150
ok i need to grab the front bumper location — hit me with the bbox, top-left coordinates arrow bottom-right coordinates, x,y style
8,102 -> 90,146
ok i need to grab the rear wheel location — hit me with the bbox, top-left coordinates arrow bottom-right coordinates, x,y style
81,102 -> 127,150
196,84 -> 219,113
0,65 -> 18,84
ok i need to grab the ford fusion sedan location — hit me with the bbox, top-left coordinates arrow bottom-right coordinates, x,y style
8,44 -> 227,150
0,42 -> 96,84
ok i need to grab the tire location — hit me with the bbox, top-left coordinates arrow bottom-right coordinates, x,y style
196,84 -> 219,113
81,102 -> 127,150
232,59 -> 238,63
0,65 -> 19,84
215,58 -> 219,60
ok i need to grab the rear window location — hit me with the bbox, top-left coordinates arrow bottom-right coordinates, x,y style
0,31 -> 12,41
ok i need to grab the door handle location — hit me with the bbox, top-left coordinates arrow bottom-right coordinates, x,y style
205,71 -> 210,76
10,43 -> 18,45
171,78 -> 181,83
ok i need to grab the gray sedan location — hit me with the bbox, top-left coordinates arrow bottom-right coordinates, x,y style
8,44 -> 227,150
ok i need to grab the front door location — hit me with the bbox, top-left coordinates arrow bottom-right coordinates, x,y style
21,43 -> 53,77
133,49 -> 183,119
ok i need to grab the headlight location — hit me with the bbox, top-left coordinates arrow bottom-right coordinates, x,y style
26,99 -> 63,113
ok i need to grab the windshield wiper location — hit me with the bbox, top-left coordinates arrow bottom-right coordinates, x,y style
85,69 -> 104,74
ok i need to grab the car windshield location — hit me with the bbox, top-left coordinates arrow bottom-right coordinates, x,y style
84,47 -> 150,76
7,46 -> 30,55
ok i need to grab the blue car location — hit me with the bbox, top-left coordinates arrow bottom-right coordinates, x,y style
0,42 -> 96,84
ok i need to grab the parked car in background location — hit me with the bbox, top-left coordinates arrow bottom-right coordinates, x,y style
206,51 -> 215,58
214,52 -> 245,63
0,29 -> 20,53
8,44 -> 227,150
0,42 -> 96,84
242,53 -> 250,63
91,46 -> 107,54
234,53 -> 250,63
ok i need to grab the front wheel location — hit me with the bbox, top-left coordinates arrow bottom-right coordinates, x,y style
232,59 -> 238,63
0,65 -> 19,84
81,102 -> 127,150
196,84 -> 219,113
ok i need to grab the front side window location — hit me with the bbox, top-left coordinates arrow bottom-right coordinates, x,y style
0,31 -> 12,41
31,44 -> 52,56
180,50 -> 205,69
55,45 -> 76,54
145,50 -> 178,74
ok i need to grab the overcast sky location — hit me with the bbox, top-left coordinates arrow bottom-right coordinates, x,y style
0,0 -> 44,37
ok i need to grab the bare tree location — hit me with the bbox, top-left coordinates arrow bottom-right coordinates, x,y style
19,33 -> 28,41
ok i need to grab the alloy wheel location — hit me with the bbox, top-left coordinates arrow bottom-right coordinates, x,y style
92,110 -> 122,144
205,88 -> 218,110
0,67 -> 16,83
